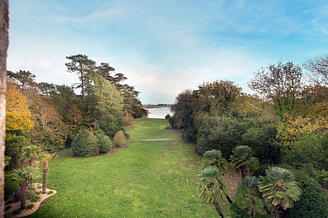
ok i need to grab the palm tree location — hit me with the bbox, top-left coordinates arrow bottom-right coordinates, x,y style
203,149 -> 232,203
20,145 -> 40,167
39,153 -> 52,194
11,166 -> 40,209
20,145 -> 40,185
230,146 -> 259,178
203,149 -> 228,171
233,176 -> 269,217
258,167 -> 302,218
197,167 -> 228,218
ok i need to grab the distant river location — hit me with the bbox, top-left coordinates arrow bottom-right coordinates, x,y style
147,107 -> 173,119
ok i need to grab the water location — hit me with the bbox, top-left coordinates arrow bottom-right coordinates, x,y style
147,107 -> 173,119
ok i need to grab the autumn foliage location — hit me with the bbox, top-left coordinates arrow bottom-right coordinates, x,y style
6,79 -> 34,135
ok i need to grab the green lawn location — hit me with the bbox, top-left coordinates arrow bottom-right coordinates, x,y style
6,118 -> 223,217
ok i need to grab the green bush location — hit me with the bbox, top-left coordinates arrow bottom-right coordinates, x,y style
253,164 -> 328,218
113,131 -> 126,147
5,135 -> 30,169
27,189 -> 37,200
11,208 -> 22,215
95,130 -> 113,153
31,195 -> 41,202
287,167 -> 328,218
196,117 -> 262,158
26,204 -> 34,210
71,130 -> 99,157
242,125 -> 280,165
165,114 -> 171,119
281,133 -> 328,170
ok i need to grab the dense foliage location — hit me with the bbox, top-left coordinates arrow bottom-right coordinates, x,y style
5,54 -> 147,162
171,58 -> 328,217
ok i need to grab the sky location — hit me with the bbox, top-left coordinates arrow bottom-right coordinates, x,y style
7,0 -> 328,104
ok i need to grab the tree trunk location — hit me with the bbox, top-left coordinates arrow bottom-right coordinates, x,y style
20,180 -> 29,209
29,156 -> 34,167
241,166 -> 247,178
29,157 -> 34,184
0,0 -> 9,217
213,201 -> 225,218
42,161 -> 48,194
271,205 -> 278,218
226,195 -> 232,204
80,66 -> 84,100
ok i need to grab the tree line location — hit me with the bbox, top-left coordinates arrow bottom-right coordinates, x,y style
5,54 -> 147,169
169,57 -> 328,217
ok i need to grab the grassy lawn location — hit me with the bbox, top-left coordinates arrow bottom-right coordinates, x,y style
5,118 -> 225,217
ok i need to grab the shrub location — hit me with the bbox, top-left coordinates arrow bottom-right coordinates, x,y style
71,130 -> 99,157
31,195 -> 41,202
5,136 -> 30,169
48,191 -> 54,195
165,114 -> 171,119
26,204 -> 34,210
242,125 -> 280,165
95,130 -> 113,153
11,208 -> 22,215
113,131 -> 126,147
37,184 -> 42,189
281,133 -> 328,170
253,164 -> 328,218
287,167 -> 328,218
27,190 -> 37,200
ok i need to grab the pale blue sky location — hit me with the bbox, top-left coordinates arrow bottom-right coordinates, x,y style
7,0 -> 328,104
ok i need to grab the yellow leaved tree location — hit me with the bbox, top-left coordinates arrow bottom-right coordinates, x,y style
6,79 -> 34,139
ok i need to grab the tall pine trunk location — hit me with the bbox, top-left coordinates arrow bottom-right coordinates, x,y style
0,0 -> 9,216
213,201 -> 225,218
20,180 -> 29,209
42,161 -> 48,194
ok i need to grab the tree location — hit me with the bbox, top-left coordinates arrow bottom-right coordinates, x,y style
202,149 -> 232,203
6,79 -> 34,135
197,167 -> 229,218
11,166 -> 40,209
20,145 -> 40,185
20,145 -> 40,167
65,54 -> 96,100
203,149 -> 228,172
87,76 -> 124,136
258,167 -> 302,218
29,96 -> 69,152
232,176 -> 268,217
7,70 -> 36,91
230,146 -> 259,178
169,89 -> 192,129
38,82 -> 55,96
50,84 -> 83,129
38,152 -> 51,194
303,55 -> 328,86
249,61 -> 303,119
0,0 -> 9,216
96,62 -> 115,79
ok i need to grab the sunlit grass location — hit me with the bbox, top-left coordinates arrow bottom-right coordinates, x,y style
6,118 -> 223,217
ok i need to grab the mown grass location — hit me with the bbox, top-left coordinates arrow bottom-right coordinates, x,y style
129,118 -> 181,140
6,118 -> 223,217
